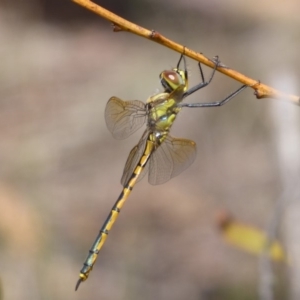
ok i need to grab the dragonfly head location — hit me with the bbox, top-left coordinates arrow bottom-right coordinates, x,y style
159,68 -> 188,93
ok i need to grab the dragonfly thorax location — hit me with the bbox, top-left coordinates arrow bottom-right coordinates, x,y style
147,95 -> 180,133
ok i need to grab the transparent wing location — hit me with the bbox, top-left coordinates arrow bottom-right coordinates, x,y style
121,131 -> 150,186
148,135 -> 196,185
105,96 -> 147,140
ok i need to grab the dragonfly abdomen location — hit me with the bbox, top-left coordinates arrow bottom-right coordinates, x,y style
76,135 -> 155,290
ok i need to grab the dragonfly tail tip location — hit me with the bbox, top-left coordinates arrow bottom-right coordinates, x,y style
75,278 -> 83,291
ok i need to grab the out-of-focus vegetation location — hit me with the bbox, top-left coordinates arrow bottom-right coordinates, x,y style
216,210 -> 286,262
0,1 -> 299,299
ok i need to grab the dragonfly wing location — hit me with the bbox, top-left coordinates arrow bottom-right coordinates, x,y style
148,135 -> 196,185
121,132 -> 149,186
105,97 -> 146,139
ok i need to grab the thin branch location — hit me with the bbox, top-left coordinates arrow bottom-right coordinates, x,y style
72,0 -> 300,105
258,193 -> 284,300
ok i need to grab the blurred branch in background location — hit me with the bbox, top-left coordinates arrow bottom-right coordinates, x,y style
259,191 -> 288,300
72,0 -> 300,105
270,95 -> 300,300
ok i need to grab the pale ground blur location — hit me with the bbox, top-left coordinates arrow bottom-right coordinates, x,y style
0,1 -> 300,299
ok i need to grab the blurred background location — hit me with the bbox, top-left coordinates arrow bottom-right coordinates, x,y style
0,0 -> 300,299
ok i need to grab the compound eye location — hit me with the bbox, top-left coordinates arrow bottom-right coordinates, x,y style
160,69 -> 185,92
164,71 -> 181,85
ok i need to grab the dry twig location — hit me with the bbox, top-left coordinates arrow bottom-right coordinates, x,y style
72,0 -> 300,105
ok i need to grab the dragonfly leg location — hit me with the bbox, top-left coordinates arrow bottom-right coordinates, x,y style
176,53 -> 185,69
179,84 -> 247,108
176,54 -> 188,82
183,56 -> 220,99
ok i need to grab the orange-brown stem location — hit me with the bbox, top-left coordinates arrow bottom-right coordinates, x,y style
71,0 -> 300,105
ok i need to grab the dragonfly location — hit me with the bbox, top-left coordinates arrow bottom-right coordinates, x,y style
75,54 -> 247,290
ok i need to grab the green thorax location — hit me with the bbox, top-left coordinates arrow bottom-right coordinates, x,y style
146,92 -> 181,134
